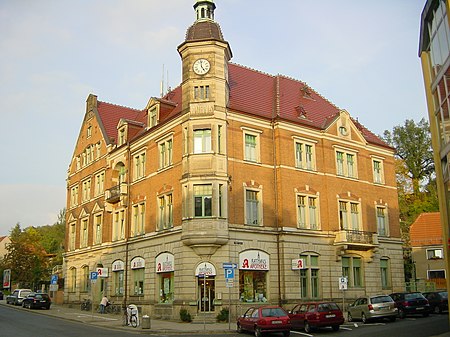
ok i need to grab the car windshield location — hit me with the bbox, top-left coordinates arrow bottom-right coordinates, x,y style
318,303 -> 340,312
371,296 -> 393,304
261,308 -> 286,317
405,293 -> 423,300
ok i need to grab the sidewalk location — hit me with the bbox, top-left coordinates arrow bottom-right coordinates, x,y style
0,300 -> 234,334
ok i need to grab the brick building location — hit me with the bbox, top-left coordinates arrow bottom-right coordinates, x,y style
64,0 -> 404,319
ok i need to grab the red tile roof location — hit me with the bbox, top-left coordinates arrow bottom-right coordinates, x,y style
410,212 -> 443,246
95,62 -> 389,148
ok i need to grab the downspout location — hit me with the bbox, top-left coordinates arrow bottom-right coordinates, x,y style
123,141 -> 132,310
273,76 -> 282,306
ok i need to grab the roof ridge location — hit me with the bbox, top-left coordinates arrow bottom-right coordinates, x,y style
229,62 -> 274,79
98,100 -> 143,112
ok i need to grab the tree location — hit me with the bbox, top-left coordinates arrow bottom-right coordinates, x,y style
383,118 -> 434,195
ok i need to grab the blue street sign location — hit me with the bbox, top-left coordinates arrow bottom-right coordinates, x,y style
222,262 -> 237,269
90,271 -> 98,280
224,268 -> 234,279
50,275 -> 58,285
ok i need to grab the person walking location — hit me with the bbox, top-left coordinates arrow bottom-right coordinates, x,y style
99,295 -> 109,314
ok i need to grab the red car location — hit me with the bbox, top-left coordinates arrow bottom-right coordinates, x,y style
289,301 -> 344,333
237,306 -> 291,337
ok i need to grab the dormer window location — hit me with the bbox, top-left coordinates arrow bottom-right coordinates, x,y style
118,128 -> 126,146
149,107 -> 157,127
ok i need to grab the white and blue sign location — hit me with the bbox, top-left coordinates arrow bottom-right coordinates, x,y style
90,271 -> 98,280
50,275 -> 58,285
224,268 -> 234,279
222,262 -> 237,269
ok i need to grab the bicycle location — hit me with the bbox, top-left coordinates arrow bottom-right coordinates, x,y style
80,298 -> 91,311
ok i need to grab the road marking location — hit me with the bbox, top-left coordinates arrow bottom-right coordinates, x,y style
290,331 -> 312,336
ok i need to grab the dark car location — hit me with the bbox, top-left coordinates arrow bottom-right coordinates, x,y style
0,290 -> 3,300
389,292 -> 430,318
22,292 -> 51,310
423,291 -> 448,314
288,301 -> 344,333
347,295 -> 397,323
237,306 -> 291,337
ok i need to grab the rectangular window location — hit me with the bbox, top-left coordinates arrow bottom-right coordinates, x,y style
82,180 -> 91,202
194,85 -> 210,100
69,268 -> 76,292
132,203 -> 145,236
339,201 -> 360,230
336,150 -> 357,178
376,206 -> 388,236
149,108 -> 157,127
69,223 -> 76,250
299,254 -> 320,299
427,248 -> 444,259
245,134 -> 257,162
113,210 -> 125,241
373,159 -> 384,184
194,185 -> 212,217
239,270 -> 268,302
94,214 -> 102,245
71,186 -> 79,207
159,139 -> 173,169
380,259 -> 390,289
114,270 -> 124,295
297,195 -> 319,229
218,125 -> 223,154
95,172 -> 105,196
134,153 -> 146,180
342,256 -> 363,288
194,129 -> 212,153
82,266 -> 89,292
158,194 -> 173,230
132,268 -> 144,295
246,190 -> 260,225
295,141 -> 315,170
81,218 -> 88,248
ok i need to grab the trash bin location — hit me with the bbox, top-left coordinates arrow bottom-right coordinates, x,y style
141,315 -> 151,329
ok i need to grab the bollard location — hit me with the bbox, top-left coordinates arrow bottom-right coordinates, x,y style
141,315 -> 151,329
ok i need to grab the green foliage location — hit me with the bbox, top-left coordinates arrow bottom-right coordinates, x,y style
216,307 -> 229,322
0,209 -> 66,289
180,308 -> 192,322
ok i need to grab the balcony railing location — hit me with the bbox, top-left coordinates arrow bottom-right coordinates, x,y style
105,184 -> 127,204
334,229 -> 378,250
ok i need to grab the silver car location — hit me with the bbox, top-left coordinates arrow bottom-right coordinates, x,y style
347,295 -> 397,323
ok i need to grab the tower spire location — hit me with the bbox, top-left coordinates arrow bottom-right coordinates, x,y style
194,0 -> 216,22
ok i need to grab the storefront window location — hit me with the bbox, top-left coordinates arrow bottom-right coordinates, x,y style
131,257 -> 145,295
159,272 -> 174,303
114,270 -> 124,295
239,270 -> 267,302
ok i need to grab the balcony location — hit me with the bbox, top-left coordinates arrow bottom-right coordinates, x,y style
334,229 -> 378,251
105,184 -> 127,204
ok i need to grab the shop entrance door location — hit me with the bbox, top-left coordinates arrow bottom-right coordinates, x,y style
198,276 -> 215,312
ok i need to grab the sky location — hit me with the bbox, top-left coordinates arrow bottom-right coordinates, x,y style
0,0 -> 428,236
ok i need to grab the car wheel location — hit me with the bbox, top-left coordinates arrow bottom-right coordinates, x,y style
283,331 -> 290,337
46,305 -> 51,310
362,313 -> 367,324
22,302 -> 26,308
389,316 -> 396,322
398,308 -> 406,319
304,321 -> 312,334
347,312 -> 353,322
254,326 -> 262,337
434,306 -> 442,314
237,323 -> 243,333
332,325 -> 340,331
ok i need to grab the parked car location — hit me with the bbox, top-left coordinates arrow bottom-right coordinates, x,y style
22,292 -> 51,310
347,295 -> 397,323
288,301 -> 344,333
0,290 -> 3,300
6,289 -> 32,306
237,306 -> 291,337
423,291 -> 448,314
389,292 -> 430,318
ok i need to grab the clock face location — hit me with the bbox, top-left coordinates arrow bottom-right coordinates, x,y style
193,58 -> 211,75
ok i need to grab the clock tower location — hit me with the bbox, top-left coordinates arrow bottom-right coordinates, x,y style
177,0 -> 233,256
